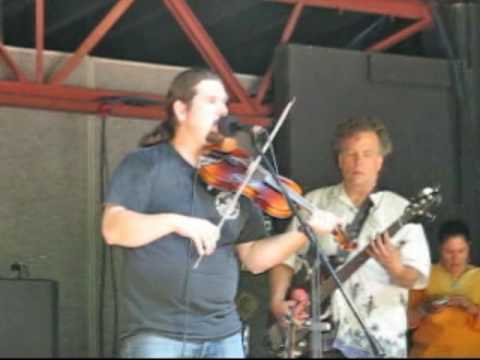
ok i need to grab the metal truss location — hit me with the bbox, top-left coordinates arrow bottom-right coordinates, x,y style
0,0 -> 433,125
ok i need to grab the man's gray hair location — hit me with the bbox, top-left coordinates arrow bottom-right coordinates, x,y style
333,116 -> 393,157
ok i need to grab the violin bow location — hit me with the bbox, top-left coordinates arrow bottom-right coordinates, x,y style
193,97 -> 297,269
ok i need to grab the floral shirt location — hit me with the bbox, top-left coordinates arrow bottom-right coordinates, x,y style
284,183 -> 431,358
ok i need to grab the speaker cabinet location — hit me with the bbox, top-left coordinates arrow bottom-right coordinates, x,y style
0,279 -> 58,358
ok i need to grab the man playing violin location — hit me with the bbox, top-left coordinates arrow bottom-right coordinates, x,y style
101,68 -> 341,358
269,116 -> 432,358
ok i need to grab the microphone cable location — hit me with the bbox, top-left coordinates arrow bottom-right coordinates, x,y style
98,104 -> 119,358
180,169 -> 200,357
262,128 -> 280,175
246,126 -> 279,175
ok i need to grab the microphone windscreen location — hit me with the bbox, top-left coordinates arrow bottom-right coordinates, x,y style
217,115 -> 240,137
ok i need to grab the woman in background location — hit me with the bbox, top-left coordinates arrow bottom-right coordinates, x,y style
408,219 -> 480,358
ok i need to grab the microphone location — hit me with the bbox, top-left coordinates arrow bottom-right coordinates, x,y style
217,115 -> 265,137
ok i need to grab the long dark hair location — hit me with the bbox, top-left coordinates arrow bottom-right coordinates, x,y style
139,68 -> 221,147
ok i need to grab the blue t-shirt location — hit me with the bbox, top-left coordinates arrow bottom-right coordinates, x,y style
106,142 -> 266,341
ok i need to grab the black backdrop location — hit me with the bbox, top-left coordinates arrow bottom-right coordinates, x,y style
272,43 -> 479,263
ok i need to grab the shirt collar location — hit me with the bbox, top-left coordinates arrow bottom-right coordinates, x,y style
337,182 -> 381,209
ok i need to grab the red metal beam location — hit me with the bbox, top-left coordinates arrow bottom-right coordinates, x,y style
0,81 -> 271,115
267,0 -> 431,20
254,0 -> 433,100
256,2 -> 305,104
35,0 -> 45,83
0,43 -> 29,82
0,80 -> 272,125
0,80 -> 164,103
0,93 -> 167,120
49,0 -> 135,85
367,17 -> 432,51
0,0 -> 435,125
163,0 -> 260,114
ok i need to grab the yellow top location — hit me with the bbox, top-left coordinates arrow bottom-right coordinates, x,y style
408,264 -> 480,358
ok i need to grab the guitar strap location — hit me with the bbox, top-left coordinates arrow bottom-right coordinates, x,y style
345,197 -> 374,242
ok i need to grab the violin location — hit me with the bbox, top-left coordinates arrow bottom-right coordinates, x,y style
198,139 -> 356,251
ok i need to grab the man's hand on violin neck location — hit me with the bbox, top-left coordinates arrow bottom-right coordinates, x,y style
173,215 -> 220,256
306,209 -> 343,236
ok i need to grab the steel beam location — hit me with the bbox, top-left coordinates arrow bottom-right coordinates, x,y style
255,0 -> 433,98
35,0 -> 45,83
256,2 -> 305,104
0,80 -> 271,125
49,0 -> 135,85
0,42 -> 28,81
45,1 -> 115,37
0,0 -> 435,125
267,0 -> 431,20
367,17 -> 432,51
0,92 -> 167,120
163,0 -> 260,114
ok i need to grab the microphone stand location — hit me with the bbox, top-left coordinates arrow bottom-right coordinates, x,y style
250,134 -> 385,358
250,134 -> 325,357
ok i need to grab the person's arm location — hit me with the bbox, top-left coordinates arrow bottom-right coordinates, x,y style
102,204 -> 219,256
445,295 -> 480,330
236,208 -> 341,274
447,295 -> 480,317
236,231 -> 308,275
269,264 -> 297,325
389,266 -> 420,289
102,205 -> 177,247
